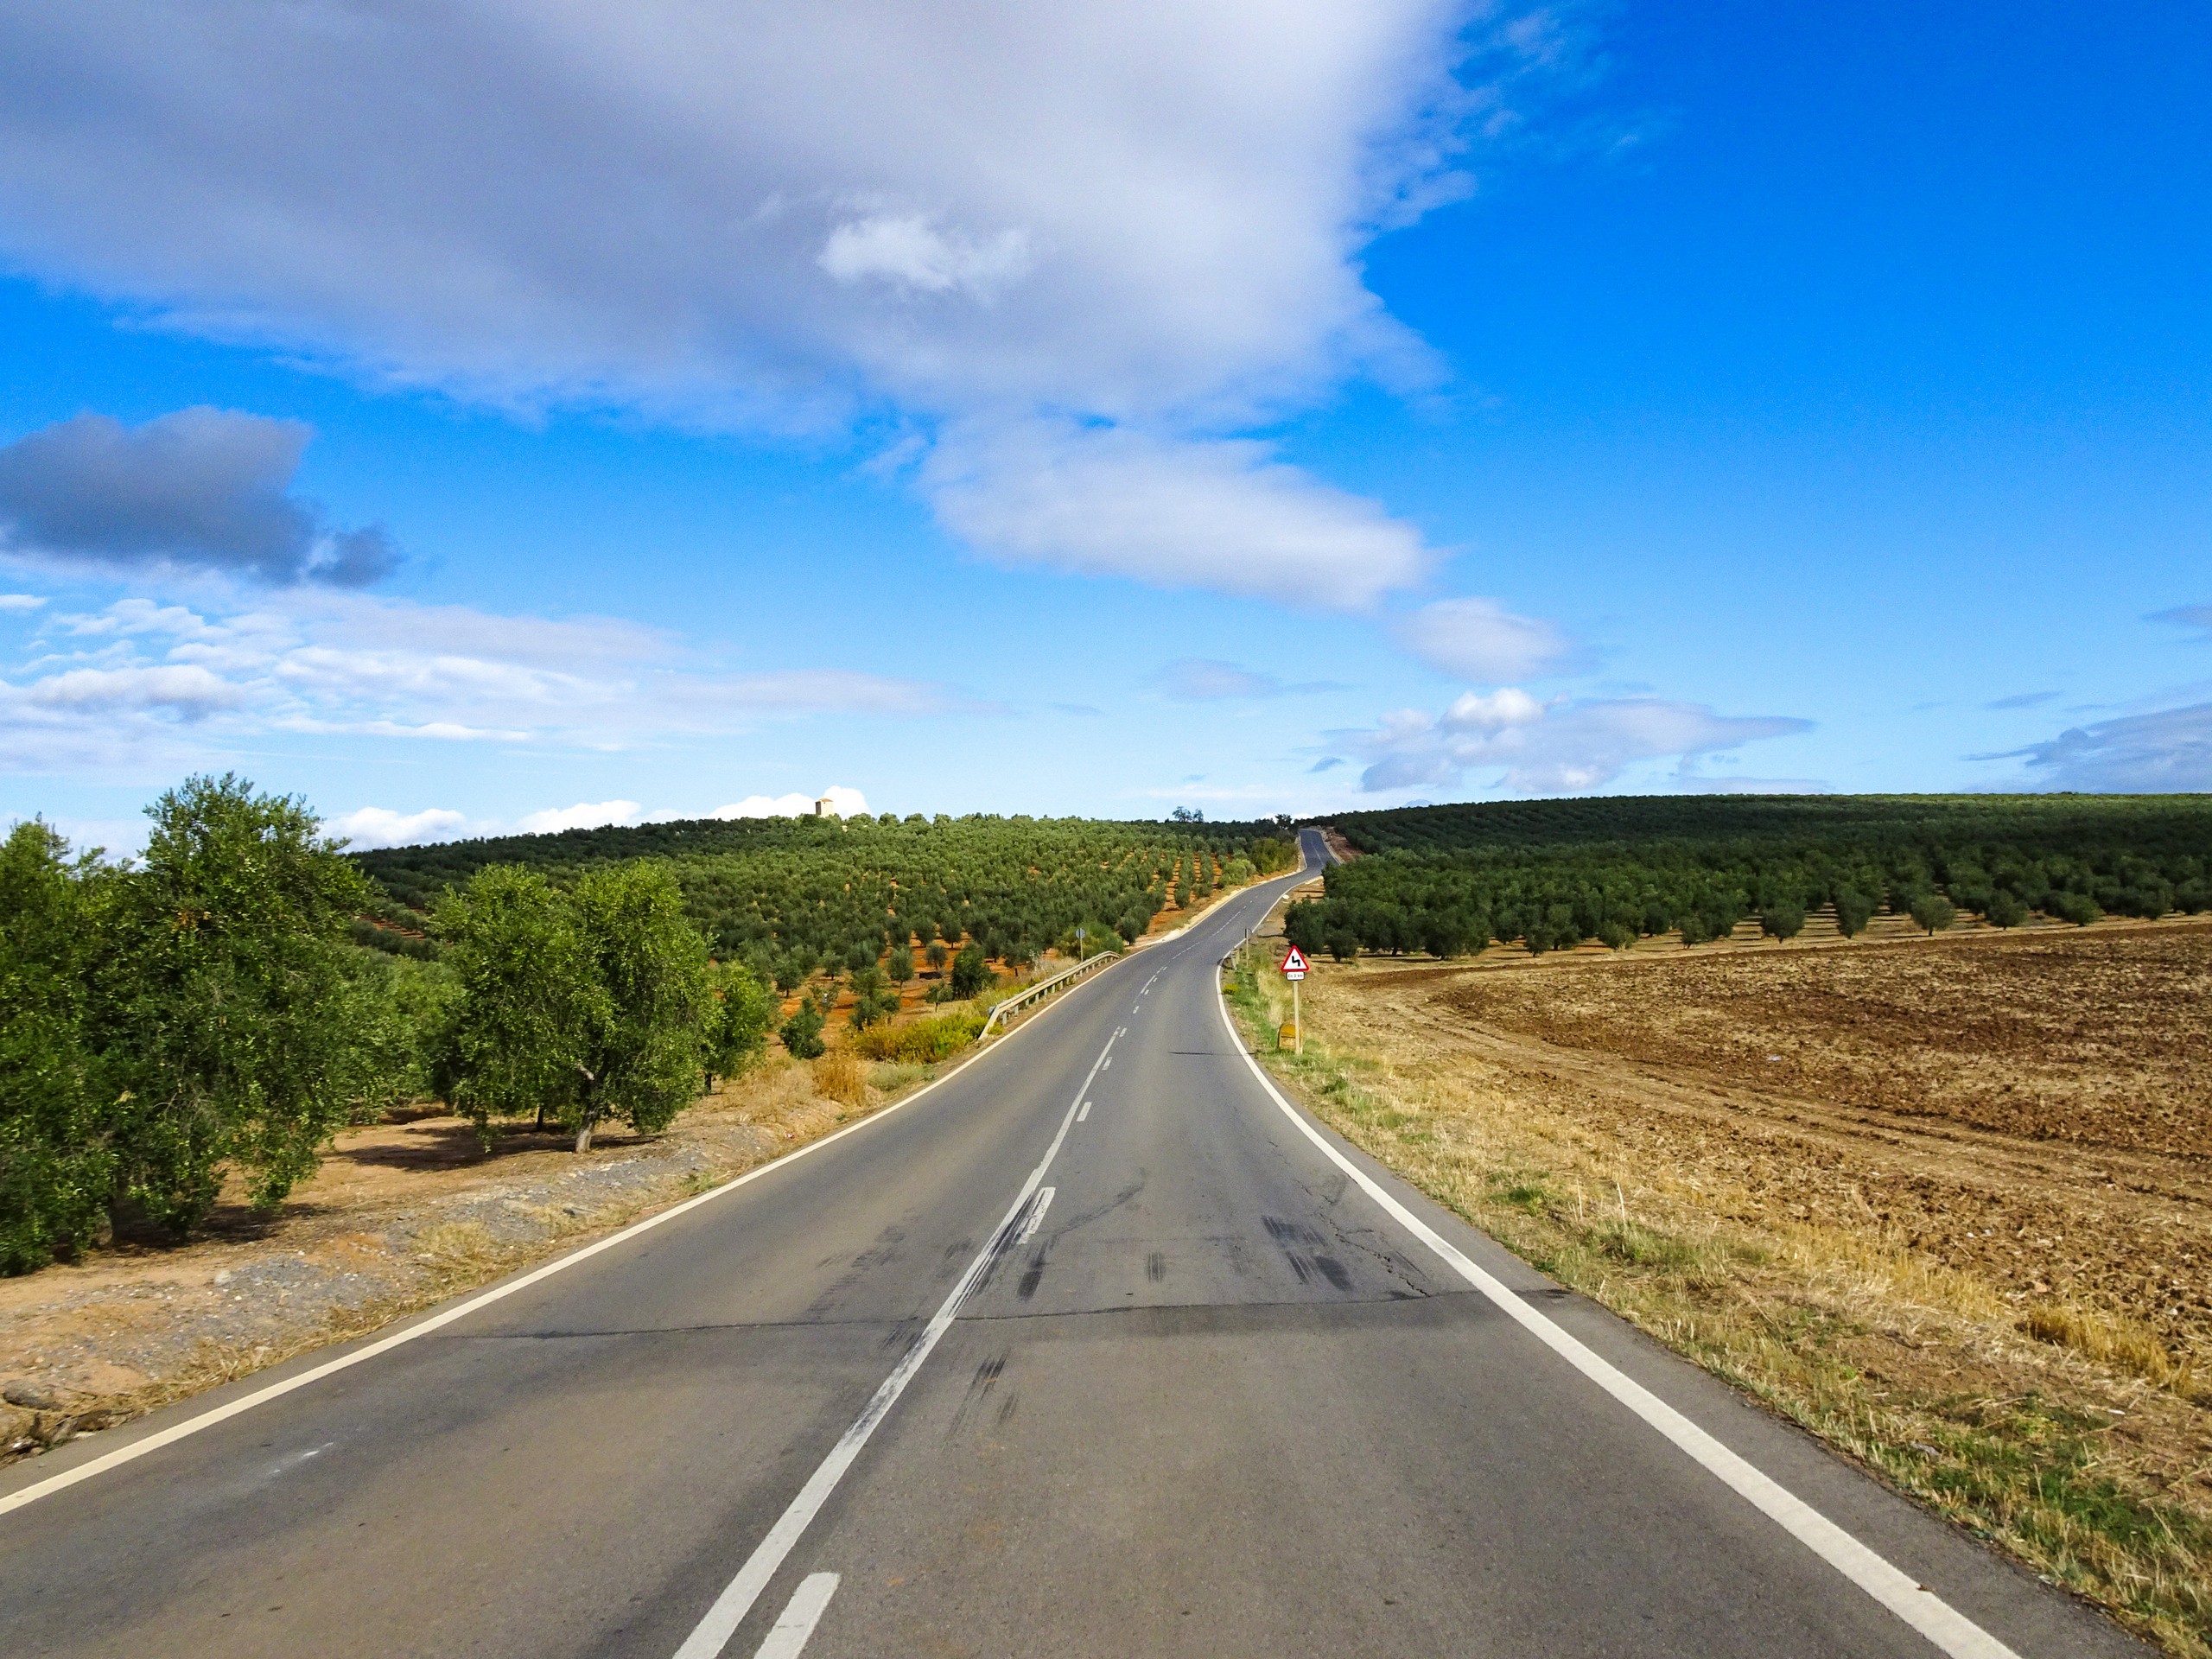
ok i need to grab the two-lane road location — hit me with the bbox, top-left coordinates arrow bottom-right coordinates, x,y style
0,830 -> 2145,1656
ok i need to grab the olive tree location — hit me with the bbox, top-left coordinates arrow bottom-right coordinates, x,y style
438,861 -> 712,1151
97,776 -> 371,1232
0,822 -> 114,1269
702,960 -> 775,1091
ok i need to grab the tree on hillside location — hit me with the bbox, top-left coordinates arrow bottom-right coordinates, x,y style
950,943 -> 992,999
97,775 -> 371,1231
1833,887 -> 1876,938
1910,893 -> 1957,935
886,944 -> 915,987
1986,890 -> 2029,928
1760,903 -> 1806,941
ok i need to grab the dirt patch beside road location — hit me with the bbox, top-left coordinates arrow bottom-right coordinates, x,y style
0,1052 -> 884,1466
1230,918 -> 2212,1656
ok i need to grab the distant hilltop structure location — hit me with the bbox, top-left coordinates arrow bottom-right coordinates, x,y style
813,796 -> 836,817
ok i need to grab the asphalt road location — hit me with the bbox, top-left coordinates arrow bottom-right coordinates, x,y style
0,830 -> 2146,1657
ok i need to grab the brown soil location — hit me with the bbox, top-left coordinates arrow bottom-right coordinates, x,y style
1359,919 -> 2212,1353
1241,918 -> 2212,1651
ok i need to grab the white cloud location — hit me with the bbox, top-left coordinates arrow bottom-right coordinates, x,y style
327,805 -> 475,849
515,799 -> 644,836
927,422 -> 1431,609
1399,596 -> 1568,681
711,784 -> 868,818
0,4 -> 1572,609
0,587 -> 988,776
0,594 -> 46,611
1334,690 -> 1810,795
2005,701 -> 2212,791
819,214 -> 1031,298
26,663 -> 245,719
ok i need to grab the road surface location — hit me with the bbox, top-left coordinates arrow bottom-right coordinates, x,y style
0,830 -> 2144,1656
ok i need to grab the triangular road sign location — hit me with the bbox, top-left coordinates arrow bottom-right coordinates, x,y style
1280,945 -> 1310,977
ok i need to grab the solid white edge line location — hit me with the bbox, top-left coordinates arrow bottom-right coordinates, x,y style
753,1572 -> 839,1659
1212,980 -> 2022,1659
0,928 -> 1155,1523
668,1039 -> 1112,1659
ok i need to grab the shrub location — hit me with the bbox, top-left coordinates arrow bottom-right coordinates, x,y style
780,996 -> 827,1059
853,1007 -> 987,1063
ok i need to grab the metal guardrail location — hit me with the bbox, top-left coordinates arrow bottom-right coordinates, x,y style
979,837 -> 1325,1039
977,947 -> 1124,1038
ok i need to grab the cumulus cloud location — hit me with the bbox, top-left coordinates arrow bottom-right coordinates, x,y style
2010,702 -> 2212,791
0,409 -> 398,586
819,214 -> 1031,298
928,422 -> 1431,608
1398,595 -> 1568,681
0,588 -> 986,775
1150,657 -> 1345,701
326,805 -> 475,849
26,663 -> 244,720
712,785 -> 869,819
1332,689 -> 1809,795
516,799 -> 643,835
0,5 -> 1567,607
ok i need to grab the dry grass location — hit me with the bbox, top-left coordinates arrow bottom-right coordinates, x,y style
1226,934 -> 2212,1657
810,1049 -> 870,1109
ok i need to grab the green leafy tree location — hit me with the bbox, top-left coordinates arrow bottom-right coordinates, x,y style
435,865 -> 605,1140
1985,890 -> 2029,928
703,960 -> 775,1090
950,943 -> 992,999
0,822 -> 114,1270
97,775 -> 371,1232
925,938 -> 949,975
1832,887 -> 1876,938
886,944 -> 915,987
1760,903 -> 1806,941
567,862 -> 714,1151
1910,893 -> 1957,935
781,994 -> 827,1058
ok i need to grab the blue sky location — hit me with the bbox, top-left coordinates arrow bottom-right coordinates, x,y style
0,2 -> 2205,850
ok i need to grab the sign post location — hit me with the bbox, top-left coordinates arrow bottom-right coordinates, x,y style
1279,944 -> 1309,1054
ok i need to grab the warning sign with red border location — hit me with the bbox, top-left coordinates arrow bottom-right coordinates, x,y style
1279,945 -> 1310,980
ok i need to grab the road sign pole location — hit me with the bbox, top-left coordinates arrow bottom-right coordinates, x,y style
1293,976 -> 1301,1055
